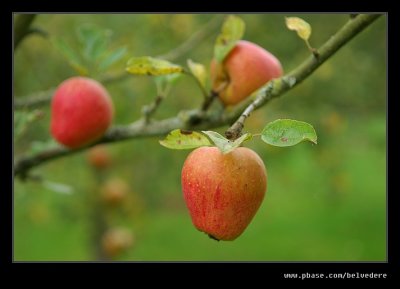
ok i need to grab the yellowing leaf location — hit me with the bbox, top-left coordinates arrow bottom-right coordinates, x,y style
159,129 -> 212,150
214,15 -> 245,63
126,57 -> 184,76
187,59 -> 207,88
285,17 -> 312,41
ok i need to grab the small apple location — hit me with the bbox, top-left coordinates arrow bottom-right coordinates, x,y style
87,145 -> 112,169
211,40 -> 283,106
181,146 -> 267,241
50,77 -> 114,149
101,227 -> 134,258
101,178 -> 129,206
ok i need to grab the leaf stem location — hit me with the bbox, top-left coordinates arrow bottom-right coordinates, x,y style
14,14 -> 382,177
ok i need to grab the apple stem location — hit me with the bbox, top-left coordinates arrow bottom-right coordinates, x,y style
14,14 -> 382,177
225,14 -> 380,141
201,81 -> 228,111
201,90 -> 219,111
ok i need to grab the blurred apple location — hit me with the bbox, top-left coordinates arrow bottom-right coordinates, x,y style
101,178 -> 129,206
101,227 -> 134,258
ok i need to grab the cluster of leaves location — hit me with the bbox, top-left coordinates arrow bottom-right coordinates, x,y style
51,15 -> 317,154
52,24 -> 127,77
14,110 -> 44,141
124,15 -> 248,99
159,119 -> 317,154
125,15 -> 318,153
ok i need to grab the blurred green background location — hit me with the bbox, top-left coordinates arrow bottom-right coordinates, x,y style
13,14 -> 386,261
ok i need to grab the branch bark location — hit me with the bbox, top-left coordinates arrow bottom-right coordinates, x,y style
14,14 -> 382,177
14,14 -> 37,49
225,13 -> 381,139
14,15 -> 223,110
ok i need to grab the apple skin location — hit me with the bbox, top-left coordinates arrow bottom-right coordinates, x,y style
211,40 -> 283,106
181,146 -> 267,241
50,77 -> 114,149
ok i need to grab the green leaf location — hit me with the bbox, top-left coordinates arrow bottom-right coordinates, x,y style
165,73 -> 182,84
261,119 -> 317,147
77,25 -> 98,44
201,131 -> 228,151
187,59 -> 207,88
52,38 -> 88,75
77,25 -> 110,62
126,57 -> 184,76
285,17 -> 312,41
14,110 -> 44,140
155,73 -> 182,86
202,131 -> 252,154
214,15 -> 245,63
99,46 -> 127,71
154,73 -> 183,96
159,129 -> 212,149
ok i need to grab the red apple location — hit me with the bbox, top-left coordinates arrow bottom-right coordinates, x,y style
87,145 -> 112,169
211,40 -> 283,106
181,146 -> 267,241
50,77 -> 114,149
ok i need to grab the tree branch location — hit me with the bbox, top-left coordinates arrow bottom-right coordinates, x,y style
225,13 -> 381,140
14,14 -> 37,49
14,88 -> 55,110
14,15 -> 223,110
14,14 -> 382,178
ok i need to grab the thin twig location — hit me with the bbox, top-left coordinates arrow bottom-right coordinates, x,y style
225,14 -> 381,140
142,95 -> 164,123
201,81 -> 228,111
201,91 -> 218,111
14,14 -> 382,177
156,15 -> 223,61
14,14 -> 37,49
14,15 -> 223,110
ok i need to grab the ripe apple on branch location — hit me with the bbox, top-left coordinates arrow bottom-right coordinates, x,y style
14,14 -> 382,242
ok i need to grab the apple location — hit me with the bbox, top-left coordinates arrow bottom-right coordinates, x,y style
181,146 -> 267,241
87,145 -> 112,169
101,228 -> 134,258
50,77 -> 114,149
101,178 -> 128,206
211,40 -> 283,106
